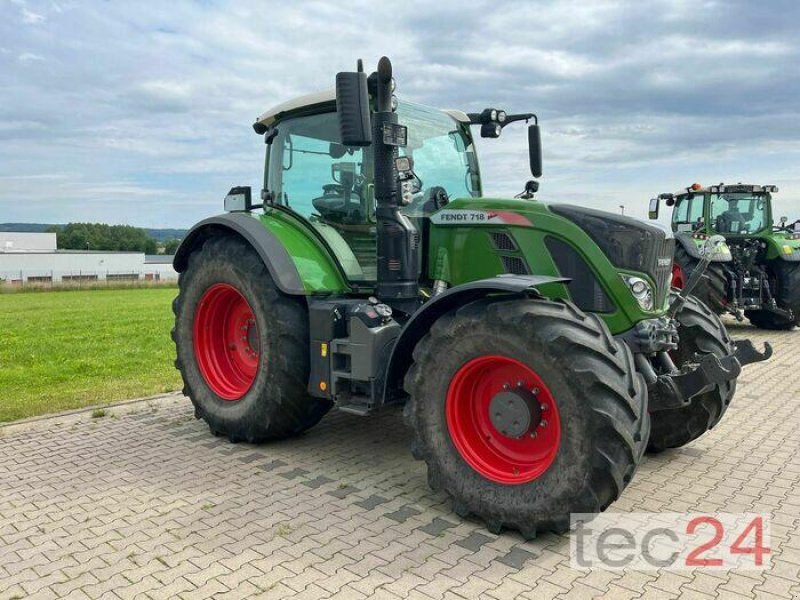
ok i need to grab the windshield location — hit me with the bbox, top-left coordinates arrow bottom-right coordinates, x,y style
710,193 -> 769,235
396,102 -> 481,202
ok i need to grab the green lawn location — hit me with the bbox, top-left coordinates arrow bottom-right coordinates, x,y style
0,288 -> 183,422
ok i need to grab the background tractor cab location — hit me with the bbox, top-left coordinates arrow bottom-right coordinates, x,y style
650,182 -> 800,328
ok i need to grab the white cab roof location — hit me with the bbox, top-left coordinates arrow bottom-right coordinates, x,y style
255,89 -> 469,128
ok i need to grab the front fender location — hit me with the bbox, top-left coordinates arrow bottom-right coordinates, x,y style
675,232 -> 732,262
381,274 -> 568,403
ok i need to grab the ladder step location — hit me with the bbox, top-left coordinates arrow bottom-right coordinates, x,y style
338,404 -> 371,416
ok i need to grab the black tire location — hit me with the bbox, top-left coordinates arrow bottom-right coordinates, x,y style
744,261 -> 800,330
172,235 -> 331,442
647,292 -> 736,453
674,244 -> 727,314
404,298 -> 649,538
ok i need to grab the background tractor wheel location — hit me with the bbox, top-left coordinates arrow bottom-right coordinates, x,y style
673,245 -> 727,314
745,261 -> 800,330
172,235 -> 331,442
405,298 -> 649,538
648,292 -> 736,453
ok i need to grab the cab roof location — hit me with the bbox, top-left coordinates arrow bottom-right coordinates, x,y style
671,183 -> 779,197
254,89 -> 469,130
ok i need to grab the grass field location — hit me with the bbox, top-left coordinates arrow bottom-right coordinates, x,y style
0,288 -> 182,422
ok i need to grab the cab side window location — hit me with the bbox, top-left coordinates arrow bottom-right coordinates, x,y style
672,196 -> 704,230
266,112 -> 377,281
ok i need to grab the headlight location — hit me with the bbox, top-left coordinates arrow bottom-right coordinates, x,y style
622,275 -> 654,311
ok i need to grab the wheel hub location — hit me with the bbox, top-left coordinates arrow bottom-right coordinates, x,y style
244,319 -> 259,357
489,385 -> 542,439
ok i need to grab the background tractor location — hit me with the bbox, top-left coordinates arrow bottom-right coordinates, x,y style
173,58 -> 769,537
650,183 -> 800,329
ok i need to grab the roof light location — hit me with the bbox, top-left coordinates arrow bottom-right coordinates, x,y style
691,183 -> 703,191
480,122 -> 502,138
497,110 -> 507,123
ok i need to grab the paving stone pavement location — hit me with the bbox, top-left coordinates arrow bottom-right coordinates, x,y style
1,320 -> 799,599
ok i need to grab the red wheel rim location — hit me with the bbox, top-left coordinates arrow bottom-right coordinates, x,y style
445,355 -> 561,484
672,263 -> 686,289
193,283 -> 259,400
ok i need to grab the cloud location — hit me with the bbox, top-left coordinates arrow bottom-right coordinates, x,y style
21,8 -> 45,24
0,0 -> 798,227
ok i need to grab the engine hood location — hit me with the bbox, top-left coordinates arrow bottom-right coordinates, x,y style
548,204 -> 675,307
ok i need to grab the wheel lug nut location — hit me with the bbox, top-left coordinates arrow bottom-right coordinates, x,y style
516,380 -> 524,388
503,383 -> 510,390
540,419 -> 548,428
541,404 -> 547,411
530,431 -> 537,439
532,387 -> 540,395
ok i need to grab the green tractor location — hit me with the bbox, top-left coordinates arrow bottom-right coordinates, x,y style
650,183 -> 800,330
173,58 -> 771,537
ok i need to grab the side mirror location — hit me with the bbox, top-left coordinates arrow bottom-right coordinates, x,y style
780,216 -> 788,224
528,124 -> 542,178
648,198 -> 659,220
335,60 -> 372,147
224,186 -> 253,212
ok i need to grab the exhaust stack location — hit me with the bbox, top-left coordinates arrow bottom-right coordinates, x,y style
336,57 -> 420,312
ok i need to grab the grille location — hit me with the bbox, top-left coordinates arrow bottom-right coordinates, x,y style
490,232 -> 518,252
652,238 -> 675,308
545,237 -> 616,313
501,255 -> 530,275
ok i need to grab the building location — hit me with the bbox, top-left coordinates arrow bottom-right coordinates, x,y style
1,232 -> 57,252
0,232 -> 178,285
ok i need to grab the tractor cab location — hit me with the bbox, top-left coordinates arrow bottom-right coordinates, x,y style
254,97 -> 483,282
248,78 -> 541,293
651,183 -> 778,238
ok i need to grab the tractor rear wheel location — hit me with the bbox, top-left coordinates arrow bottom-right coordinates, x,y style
647,292 -> 736,452
673,245 -> 727,314
745,261 -> 800,330
404,298 -> 649,537
172,235 -> 331,442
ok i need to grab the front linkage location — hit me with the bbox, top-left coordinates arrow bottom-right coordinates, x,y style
626,235 -> 772,413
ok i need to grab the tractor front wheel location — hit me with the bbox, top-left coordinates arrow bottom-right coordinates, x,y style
172,235 -> 331,442
673,245 -> 727,314
405,298 -> 649,537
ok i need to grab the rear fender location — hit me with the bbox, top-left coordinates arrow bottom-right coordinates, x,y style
174,213 -> 307,294
763,234 -> 800,262
381,274 -> 568,403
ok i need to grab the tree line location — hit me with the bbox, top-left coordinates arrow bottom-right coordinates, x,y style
46,223 -> 182,255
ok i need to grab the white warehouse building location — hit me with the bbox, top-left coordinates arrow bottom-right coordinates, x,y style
0,232 -> 178,285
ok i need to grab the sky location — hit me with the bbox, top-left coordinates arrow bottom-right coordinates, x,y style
1,0 -> 799,229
